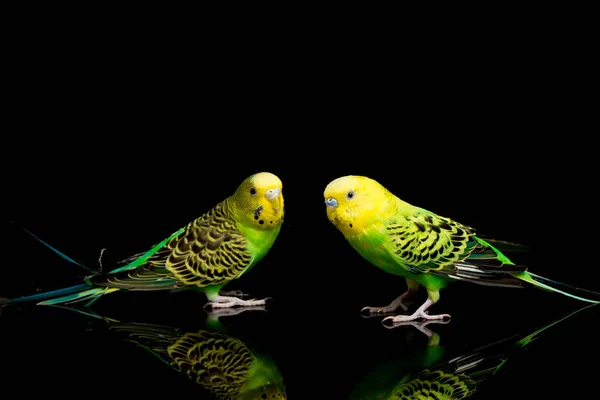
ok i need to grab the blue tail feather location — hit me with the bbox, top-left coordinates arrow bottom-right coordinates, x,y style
0,284 -> 91,305
2,223 -> 116,309
10,222 -> 96,273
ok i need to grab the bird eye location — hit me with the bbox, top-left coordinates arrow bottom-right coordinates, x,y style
346,191 -> 354,199
250,187 -> 256,195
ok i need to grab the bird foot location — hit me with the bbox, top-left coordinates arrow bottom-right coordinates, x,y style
219,290 -> 251,299
204,295 -> 273,311
204,304 -> 268,318
361,301 -> 412,316
381,318 -> 451,337
360,310 -> 397,319
360,291 -> 414,315
382,310 -> 451,326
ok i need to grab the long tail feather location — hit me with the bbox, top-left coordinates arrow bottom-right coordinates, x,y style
0,283 -> 119,308
0,283 -> 90,305
10,222 -> 97,273
37,287 -> 120,306
515,271 -> 600,304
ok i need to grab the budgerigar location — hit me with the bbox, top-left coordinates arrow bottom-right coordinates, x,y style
110,318 -> 287,400
324,175 -> 600,325
348,302 -> 597,399
1,172 -> 284,311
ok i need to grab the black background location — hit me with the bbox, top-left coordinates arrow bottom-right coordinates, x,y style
2,17 -> 598,399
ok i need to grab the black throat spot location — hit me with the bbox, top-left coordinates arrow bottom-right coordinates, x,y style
254,205 -> 264,219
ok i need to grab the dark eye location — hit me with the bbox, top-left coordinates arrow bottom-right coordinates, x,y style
346,191 -> 354,199
250,187 -> 256,195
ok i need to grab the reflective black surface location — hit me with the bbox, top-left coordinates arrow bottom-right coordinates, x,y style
5,139 -> 599,398
2,279 -> 599,399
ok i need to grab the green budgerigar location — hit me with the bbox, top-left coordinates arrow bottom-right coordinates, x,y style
109,318 -> 287,400
1,172 -> 284,311
324,175 -> 600,325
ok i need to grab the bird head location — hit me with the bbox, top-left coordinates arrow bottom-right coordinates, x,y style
233,172 -> 284,229
323,175 -> 391,236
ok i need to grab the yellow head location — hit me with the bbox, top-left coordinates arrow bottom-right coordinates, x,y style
323,175 -> 392,236
232,172 -> 284,229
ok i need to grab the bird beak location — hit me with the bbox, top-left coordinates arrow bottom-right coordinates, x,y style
325,197 -> 338,208
266,188 -> 281,201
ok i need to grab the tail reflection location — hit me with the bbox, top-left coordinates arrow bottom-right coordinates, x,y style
349,303 -> 598,399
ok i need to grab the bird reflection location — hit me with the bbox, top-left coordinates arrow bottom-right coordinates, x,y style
348,303 -> 598,399
385,319 -> 451,338
62,305 -> 286,400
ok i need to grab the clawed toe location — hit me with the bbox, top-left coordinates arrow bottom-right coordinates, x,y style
381,316 -> 397,327
361,306 -> 392,315
361,308 -> 396,319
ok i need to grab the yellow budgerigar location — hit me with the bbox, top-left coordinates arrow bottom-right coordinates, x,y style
324,175 -> 600,326
2,172 -> 284,312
